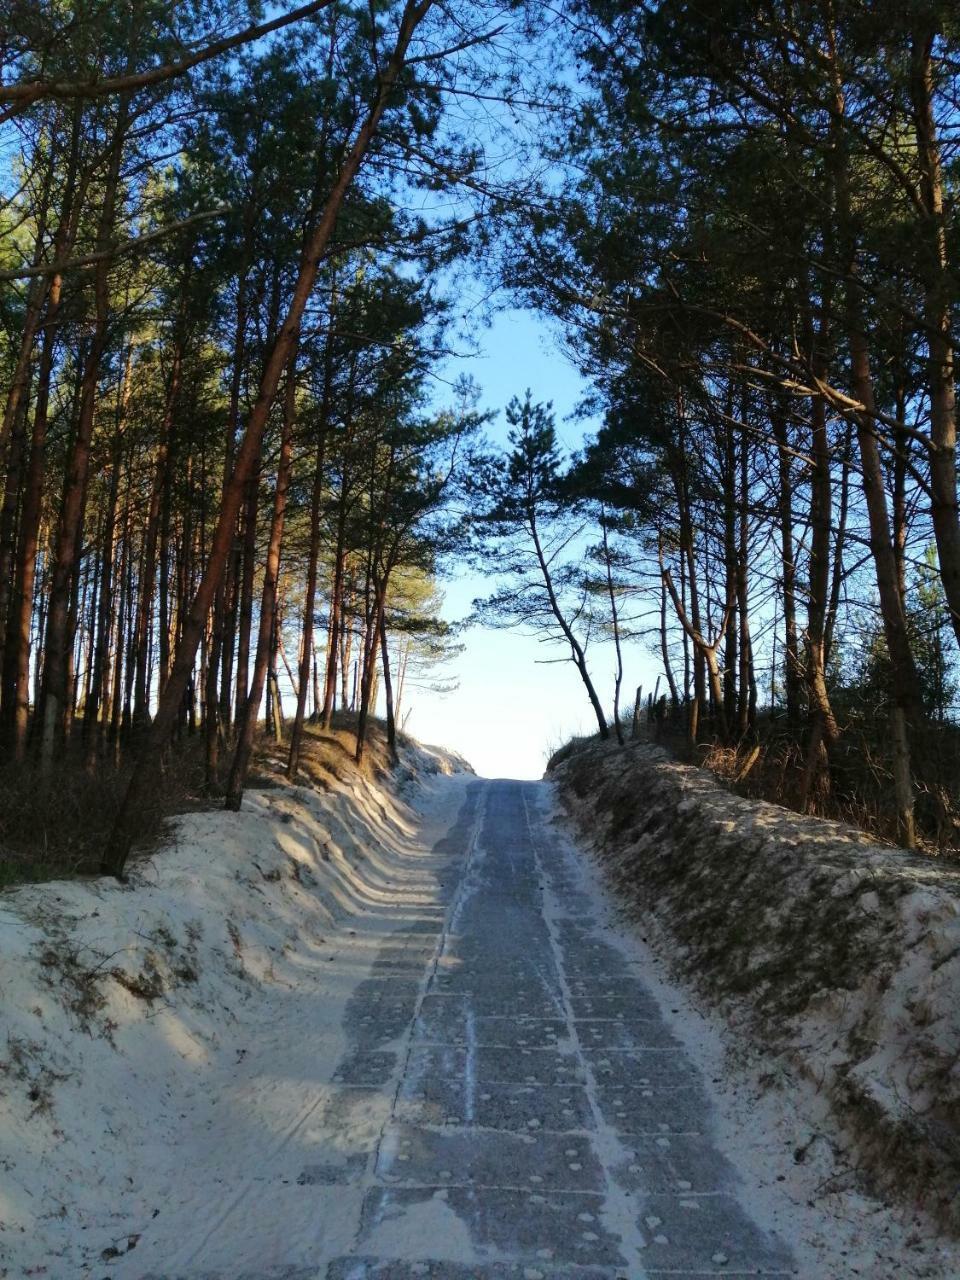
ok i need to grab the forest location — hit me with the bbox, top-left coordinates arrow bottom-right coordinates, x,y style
2,0 -> 960,876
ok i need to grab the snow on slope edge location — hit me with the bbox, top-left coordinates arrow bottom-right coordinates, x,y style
550,738 -> 960,1232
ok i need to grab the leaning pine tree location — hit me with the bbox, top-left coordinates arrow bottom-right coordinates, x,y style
102,0 -> 437,877
470,392 -> 610,740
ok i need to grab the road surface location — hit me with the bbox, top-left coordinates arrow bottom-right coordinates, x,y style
314,777 -> 794,1279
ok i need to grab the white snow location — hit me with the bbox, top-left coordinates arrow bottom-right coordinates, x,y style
522,789 -> 652,1278
5,740 -> 960,1280
362,1191 -> 475,1262
0,733 -> 470,1279
542,780 -> 960,1279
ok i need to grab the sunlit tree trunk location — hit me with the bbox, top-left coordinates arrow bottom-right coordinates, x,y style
225,351 -> 297,809
287,412 -> 329,777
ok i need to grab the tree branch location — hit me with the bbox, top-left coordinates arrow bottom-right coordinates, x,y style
0,0 -> 337,109
0,206 -> 232,283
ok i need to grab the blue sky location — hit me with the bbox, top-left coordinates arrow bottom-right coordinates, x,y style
399,306 -> 660,778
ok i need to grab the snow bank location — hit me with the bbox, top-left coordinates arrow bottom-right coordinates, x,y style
0,730 -> 470,1277
549,739 -> 960,1231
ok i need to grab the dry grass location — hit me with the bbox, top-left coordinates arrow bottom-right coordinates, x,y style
543,733 -> 594,772
0,743 -> 211,888
254,714 -> 400,794
0,714 -> 401,890
550,712 -> 960,856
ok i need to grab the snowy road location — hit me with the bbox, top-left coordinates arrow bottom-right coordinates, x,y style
305,777 -> 793,1279
14,767 -> 956,1278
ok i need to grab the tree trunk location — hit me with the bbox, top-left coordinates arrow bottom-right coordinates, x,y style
133,331 -> 183,728
83,400 -> 125,761
233,462 -> 260,726
824,418 -> 852,668
380,616 -> 397,760
673,411 -> 706,721
107,464 -> 133,749
40,101 -> 130,766
3,270 -> 63,756
322,519 -> 348,728
721,422 -> 738,726
225,350 -> 297,809
803,284 -> 840,789
601,509 -> 624,744
770,395 -> 801,724
355,591 -> 386,765
910,29 -> 960,651
529,511 -> 608,739
287,433 -> 328,777
0,106 -> 83,462
0,388 -> 31,643
830,25 -> 921,845
657,539 -> 680,710
736,428 -> 754,736
662,566 -> 732,744
395,639 -> 409,724
341,597 -> 354,711
287,280 -> 335,776
218,265 -> 251,734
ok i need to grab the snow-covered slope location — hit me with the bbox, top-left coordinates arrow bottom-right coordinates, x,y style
0,730 -> 471,1277
550,738 -> 960,1234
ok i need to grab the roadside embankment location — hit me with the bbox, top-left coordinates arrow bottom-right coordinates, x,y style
548,737 -> 960,1230
0,725 -> 471,1276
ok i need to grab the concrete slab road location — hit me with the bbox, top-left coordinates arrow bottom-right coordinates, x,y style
324,778 -> 794,1279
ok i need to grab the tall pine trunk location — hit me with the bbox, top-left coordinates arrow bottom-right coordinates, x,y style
770,394 -> 801,725
830,38 -> 923,846
40,101 -> 130,766
225,349 -> 297,809
910,29 -> 960,650
287,431 -> 328,778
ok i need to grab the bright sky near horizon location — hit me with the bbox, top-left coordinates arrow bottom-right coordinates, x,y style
396,306 -> 660,780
